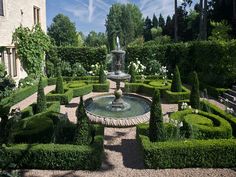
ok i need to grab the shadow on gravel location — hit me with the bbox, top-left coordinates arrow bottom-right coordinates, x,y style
65,103 -> 78,108
104,139 -> 144,169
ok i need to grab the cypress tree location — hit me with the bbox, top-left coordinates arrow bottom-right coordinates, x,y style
99,64 -> 106,84
74,97 -> 91,145
171,65 -> 182,92
129,63 -> 136,83
36,77 -> 47,113
55,76 -> 64,94
149,89 -> 165,142
190,71 -> 200,109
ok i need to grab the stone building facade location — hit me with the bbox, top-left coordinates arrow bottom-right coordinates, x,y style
0,0 -> 46,83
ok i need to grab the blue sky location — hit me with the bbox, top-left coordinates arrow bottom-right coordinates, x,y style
47,0 -> 197,35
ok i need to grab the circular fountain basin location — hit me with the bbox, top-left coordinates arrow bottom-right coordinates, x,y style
85,94 -> 151,127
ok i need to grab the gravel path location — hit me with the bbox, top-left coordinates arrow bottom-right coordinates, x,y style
9,81 -> 236,177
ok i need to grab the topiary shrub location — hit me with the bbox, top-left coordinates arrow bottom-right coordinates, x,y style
99,64 -> 106,84
36,77 -> 47,113
149,89 -> 165,142
74,97 -> 91,145
171,65 -> 182,92
129,62 -> 136,83
55,76 -> 64,94
190,71 -> 200,109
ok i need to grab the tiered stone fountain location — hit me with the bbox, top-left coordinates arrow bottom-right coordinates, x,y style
85,37 -> 151,127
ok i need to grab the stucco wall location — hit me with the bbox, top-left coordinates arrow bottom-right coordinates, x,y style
0,0 -> 46,46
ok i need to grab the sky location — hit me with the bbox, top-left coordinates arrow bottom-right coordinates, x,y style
46,0 -> 197,35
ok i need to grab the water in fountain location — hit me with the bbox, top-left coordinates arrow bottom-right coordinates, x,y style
107,36 -> 131,111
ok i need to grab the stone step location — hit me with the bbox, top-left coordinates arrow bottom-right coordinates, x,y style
228,89 -> 236,97
223,92 -> 236,103
219,96 -> 236,111
233,85 -> 236,91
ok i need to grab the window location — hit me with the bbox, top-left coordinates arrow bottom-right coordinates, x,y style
33,6 -> 40,25
0,0 -> 4,16
12,49 -> 17,77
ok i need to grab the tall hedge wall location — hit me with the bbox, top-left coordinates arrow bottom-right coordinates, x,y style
126,41 -> 236,87
56,46 -> 107,71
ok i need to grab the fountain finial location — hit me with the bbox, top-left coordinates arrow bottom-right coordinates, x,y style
116,36 -> 120,50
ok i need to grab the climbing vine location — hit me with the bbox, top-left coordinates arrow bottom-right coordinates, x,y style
12,24 -> 51,76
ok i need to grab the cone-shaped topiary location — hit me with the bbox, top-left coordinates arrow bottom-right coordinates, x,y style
190,71 -> 200,109
129,62 -> 136,83
171,65 -> 182,92
55,76 -> 64,94
36,77 -> 47,113
149,89 -> 166,142
99,64 -> 106,84
74,97 -> 91,145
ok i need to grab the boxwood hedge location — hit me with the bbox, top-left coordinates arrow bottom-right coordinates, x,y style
163,86 -> 190,103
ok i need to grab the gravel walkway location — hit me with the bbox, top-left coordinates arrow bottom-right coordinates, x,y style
9,81 -> 236,177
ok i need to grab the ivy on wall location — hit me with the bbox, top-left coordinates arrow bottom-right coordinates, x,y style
12,24 -> 51,76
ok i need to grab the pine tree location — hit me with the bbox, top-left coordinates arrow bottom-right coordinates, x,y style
74,97 -> 91,145
171,65 -> 182,92
159,14 -> 165,30
143,16 -> 152,41
190,71 -> 200,109
99,64 -> 106,84
149,89 -> 165,142
36,77 -> 47,113
129,63 -> 136,83
152,14 -> 159,28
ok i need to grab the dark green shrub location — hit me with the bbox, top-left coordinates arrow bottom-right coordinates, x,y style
46,89 -> 73,105
55,76 -> 64,94
163,86 -> 190,103
137,133 -> 236,169
36,77 -> 47,113
149,89 -> 165,142
190,72 -> 200,109
71,85 -> 93,97
129,63 -> 136,83
170,109 -> 232,139
0,136 -> 104,170
93,81 -> 109,92
74,97 -> 91,145
99,64 -> 106,84
199,82 -> 229,98
171,65 -> 182,92
201,100 -> 236,137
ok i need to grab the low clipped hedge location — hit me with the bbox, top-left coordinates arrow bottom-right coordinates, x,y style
170,109 -> 232,139
21,102 -> 60,119
47,76 -> 99,85
163,86 -> 190,103
1,125 -> 104,170
201,100 -> 236,137
46,89 -> 73,105
137,133 -> 236,169
93,81 -> 110,92
200,82 -> 229,98
11,112 -> 55,143
71,85 -> 93,97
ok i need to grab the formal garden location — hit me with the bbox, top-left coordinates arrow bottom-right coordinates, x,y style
1,1 -> 236,176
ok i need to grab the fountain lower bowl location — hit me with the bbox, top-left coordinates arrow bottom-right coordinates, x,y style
85,94 -> 151,127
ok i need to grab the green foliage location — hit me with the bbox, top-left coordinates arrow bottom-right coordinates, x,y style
55,76 -> 64,94
129,62 -> 136,83
0,63 -> 15,100
164,86 -> 190,103
46,47 -> 60,77
171,65 -> 182,92
48,14 -> 79,46
0,136 -> 104,170
145,60 -> 161,75
72,62 -> 87,77
209,20 -> 232,41
46,89 -> 73,105
199,82 -> 228,98
149,89 -> 165,142
190,72 -> 200,109
143,17 -> 152,42
170,109 -> 232,139
99,64 -> 106,84
55,46 -> 107,71
18,74 -> 36,88
151,27 -> 163,39
137,133 -> 236,169
12,25 -> 51,75
36,77 -> 47,114
106,3 -> 143,49
74,97 -> 91,145
93,81 -> 110,92
201,100 -> 236,137
85,31 -> 107,47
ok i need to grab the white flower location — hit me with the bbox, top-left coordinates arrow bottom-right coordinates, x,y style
188,105 -> 192,109
233,97 -> 236,102
220,99 -> 223,103
225,99 -> 229,102
195,109 -> 199,114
